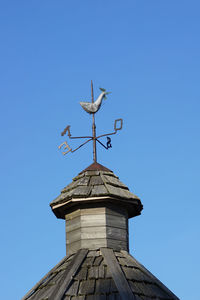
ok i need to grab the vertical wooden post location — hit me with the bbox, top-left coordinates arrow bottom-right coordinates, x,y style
91,80 -> 97,162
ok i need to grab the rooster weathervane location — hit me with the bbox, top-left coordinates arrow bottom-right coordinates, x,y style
59,81 -> 123,162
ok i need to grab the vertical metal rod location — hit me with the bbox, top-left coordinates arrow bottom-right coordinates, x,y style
91,80 -> 97,162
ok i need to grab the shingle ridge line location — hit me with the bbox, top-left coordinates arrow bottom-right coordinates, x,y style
99,172 -> 110,194
48,249 -> 89,300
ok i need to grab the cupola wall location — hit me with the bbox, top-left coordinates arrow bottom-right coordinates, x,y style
65,203 -> 129,255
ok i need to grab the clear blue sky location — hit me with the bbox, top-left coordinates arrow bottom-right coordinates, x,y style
0,1 -> 200,299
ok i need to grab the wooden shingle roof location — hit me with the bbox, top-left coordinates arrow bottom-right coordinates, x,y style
22,163 -> 179,300
50,163 -> 143,219
22,248 -> 179,300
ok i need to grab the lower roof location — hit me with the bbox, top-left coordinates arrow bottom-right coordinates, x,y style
22,248 -> 179,300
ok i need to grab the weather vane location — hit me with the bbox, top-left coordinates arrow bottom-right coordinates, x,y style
58,80 -> 123,162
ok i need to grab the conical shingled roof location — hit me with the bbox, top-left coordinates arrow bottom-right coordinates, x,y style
50,162 -> 143,219
22,248 -> 179,300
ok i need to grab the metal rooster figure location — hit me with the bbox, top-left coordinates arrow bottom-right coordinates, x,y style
59,81 -> 123,162
80,88 -> 110,114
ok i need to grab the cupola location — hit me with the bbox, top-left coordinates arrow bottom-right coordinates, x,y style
50,162 -> 142,255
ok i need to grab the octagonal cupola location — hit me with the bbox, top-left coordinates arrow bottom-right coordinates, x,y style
50,162 -> 143,255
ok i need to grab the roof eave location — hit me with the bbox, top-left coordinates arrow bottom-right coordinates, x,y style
50,195 -> 143,219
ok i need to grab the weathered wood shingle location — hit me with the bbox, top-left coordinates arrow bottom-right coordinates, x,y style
23,249 -> 179,300
50,164 -> 142,217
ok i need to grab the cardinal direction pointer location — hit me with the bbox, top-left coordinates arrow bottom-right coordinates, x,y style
107,137 -> 112,148
61,125 -> 71,137
96,137 -> 112,150
96,118 -> 123,140
58,141 -> 72,155
114,119 -> 123,131
59,137 -> 93,155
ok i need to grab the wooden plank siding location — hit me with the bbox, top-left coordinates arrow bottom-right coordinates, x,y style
65,205 -> 128,255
